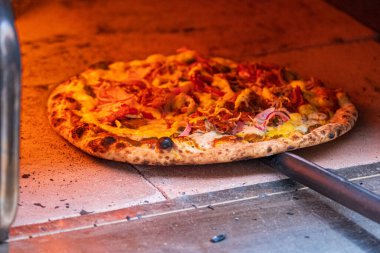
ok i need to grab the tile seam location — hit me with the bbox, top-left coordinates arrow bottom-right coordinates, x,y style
131,165 -> 170,200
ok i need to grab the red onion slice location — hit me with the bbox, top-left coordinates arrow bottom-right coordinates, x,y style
179,123 -> 192,137
232,121 -> 245,135
253,108 -> 291,130
266,111 -> 290,123
254,107 -> 275,123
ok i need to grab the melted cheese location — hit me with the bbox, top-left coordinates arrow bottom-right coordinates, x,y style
189,131 -> 224,149
55,51 -> 336,147
266,113 -> 305,137
237,125 -> 265,137
82,113 -> 181,140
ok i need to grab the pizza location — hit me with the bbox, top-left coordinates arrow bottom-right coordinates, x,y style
47,49 -> 357,165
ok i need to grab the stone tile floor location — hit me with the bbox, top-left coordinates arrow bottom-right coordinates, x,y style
13,0 -> 380,226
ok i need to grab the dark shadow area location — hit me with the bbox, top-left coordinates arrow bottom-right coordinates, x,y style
293,189 -> 380,252
327,0 -> 380,34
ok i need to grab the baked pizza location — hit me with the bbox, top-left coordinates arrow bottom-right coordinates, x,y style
47,49 -> 357,165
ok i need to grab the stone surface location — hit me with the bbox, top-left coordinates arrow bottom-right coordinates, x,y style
11,0 -> 380,226
16,86 -> 165,226
16,0 -> 374,86
137,161 -> 285,199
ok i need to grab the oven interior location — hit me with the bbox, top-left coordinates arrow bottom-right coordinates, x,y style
1,0 -> 380,251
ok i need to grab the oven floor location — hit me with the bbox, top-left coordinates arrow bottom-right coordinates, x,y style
4,163 -> 380,253
6,0 -> 380,251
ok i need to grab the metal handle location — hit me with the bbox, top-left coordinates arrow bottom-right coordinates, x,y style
261,152 -> 380,223
0,0 -> 22,243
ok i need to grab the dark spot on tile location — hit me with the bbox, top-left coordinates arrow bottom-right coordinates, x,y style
183,27 -> 196,33
96,24 -> 116,34
22,173 -> 31,179
76,42 -> 91,49
331,37 -> 344,44
79,209 -> 93,215
210,234 -> 226,243
33,203 -> 46,208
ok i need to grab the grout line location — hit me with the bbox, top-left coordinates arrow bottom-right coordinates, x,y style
131,165 -> 170,200
8,172 -> 379,242
251,35 -> 378,57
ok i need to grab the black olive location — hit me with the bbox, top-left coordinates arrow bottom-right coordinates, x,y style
158,137 -> 174,149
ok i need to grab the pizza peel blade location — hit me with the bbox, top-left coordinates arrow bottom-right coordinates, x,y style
260,152 -> 380,223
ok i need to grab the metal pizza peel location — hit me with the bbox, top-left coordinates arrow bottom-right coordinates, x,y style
260,152 -> 380,223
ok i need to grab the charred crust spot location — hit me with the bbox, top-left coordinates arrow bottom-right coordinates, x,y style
291,135 -> 300,141
70,114 -> 81,124
93,126 -> 106,134
64,97 -> 82,110
101,136 -> 116,147
88,137 -> 116,153
66,97 -> 76,103
72,124 -> 89,139
328,132 -> 335,139
52,118 -> 66,127
116,142 -> 126,149
165,156 -> 170,160
88,139 -> 105,153
133,157 -> 140,163
267,146 -> 272,153
83,85 -> 96,97
52,93 -> 63,100
320,130 -> 326,135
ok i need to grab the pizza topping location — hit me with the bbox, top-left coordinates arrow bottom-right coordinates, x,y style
54,50 -> 342,148
232,121 -> 245,135
158,137 -> 174,149
178,123 -> 192,137
190,131 -> 224,149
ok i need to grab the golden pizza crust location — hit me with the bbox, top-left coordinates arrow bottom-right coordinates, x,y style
47,51 -> 358,165
48,90 -> 357,165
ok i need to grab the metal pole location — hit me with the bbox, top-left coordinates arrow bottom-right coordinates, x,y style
261,152 -> 380,223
